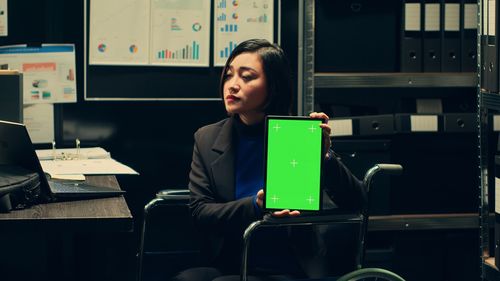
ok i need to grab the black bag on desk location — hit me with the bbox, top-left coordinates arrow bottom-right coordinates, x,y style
0,165 -> 41,212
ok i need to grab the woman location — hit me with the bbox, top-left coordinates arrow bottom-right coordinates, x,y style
178,39 -> 365,281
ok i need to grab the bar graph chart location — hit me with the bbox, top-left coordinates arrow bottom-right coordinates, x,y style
157,41 -> 200,61
219,41 -> 237,59
213,0 -> 273,66
217,13 -> 227,21
220,24 -> 238,32
247,14 -> 268,23
217,0 -> 226,9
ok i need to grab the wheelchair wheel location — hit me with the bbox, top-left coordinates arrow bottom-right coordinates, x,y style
336,268 -> 405,281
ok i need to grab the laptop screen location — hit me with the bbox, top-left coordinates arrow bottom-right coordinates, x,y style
0,120 -> 51,195
0,120 -> 124,201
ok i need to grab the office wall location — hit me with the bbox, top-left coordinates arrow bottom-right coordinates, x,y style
1,1 -> 478,280
0,0 -> 298,210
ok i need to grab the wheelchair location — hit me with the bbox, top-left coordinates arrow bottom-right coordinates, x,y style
137,163 -> 405,281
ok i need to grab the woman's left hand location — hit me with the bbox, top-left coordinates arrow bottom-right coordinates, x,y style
309,112 -> 331,160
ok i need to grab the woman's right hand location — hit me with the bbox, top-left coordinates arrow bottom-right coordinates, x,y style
256,189 -> 301,217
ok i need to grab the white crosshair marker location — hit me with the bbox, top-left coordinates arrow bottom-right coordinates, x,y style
290,159 -> 298,168
270,194 -> 280,203
273,123 -> 281,132
306,195 -> 315,204
308,124 -> 317,133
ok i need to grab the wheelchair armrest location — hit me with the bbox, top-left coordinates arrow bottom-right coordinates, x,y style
144,189 -> 189,216
156,188 -> 189,198
363,163 -> 403,193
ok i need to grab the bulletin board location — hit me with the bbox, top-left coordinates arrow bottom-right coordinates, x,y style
84,0 -> 280,100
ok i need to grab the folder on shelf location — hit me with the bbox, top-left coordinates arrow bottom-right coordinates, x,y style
461,0 -> 478,72
486,0 -> 498,92
401,0 -> 423,72
329,115 -> 395,137
329,118 -> 354,137
443,113 -> 475,132
395,114 -> 442,132
423,0 -> 442,72
442,0 -> 462,72
358,115 -> 395,136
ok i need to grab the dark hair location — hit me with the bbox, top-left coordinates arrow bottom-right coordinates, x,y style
219,38 -> 293,116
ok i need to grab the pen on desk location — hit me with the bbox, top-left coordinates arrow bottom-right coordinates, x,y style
76,138 -> 80,158
52,140 -> 56,160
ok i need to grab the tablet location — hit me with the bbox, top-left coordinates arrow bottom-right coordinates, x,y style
263,116 -> 325,212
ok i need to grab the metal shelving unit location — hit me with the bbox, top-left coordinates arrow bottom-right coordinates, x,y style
315,72 -> 477,88
369,213 -> 486,232
298,0 -> 480,235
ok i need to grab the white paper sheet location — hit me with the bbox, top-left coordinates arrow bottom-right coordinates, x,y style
0,0 -> 8,36
36,147 -> 110,160
23,103 -> 54,144
40,158 -> 139,176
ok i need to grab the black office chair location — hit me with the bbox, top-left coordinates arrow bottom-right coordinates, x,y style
137,189 -> 200,281
137,164 -> 405,281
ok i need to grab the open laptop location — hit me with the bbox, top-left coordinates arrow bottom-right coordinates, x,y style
0,120 -> 125,201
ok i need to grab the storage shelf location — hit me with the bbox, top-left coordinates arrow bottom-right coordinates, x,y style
314,72 -> 478,88
482,92 -> 500,111
368,213 -> 482,231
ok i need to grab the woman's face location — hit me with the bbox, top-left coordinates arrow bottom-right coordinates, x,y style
223,52 -> 268,124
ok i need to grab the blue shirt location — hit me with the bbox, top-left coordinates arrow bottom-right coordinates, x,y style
233,116 -> 264,212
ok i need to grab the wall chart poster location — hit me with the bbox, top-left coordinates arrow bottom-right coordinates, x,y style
150,0 -> 211,67
89,0 -> 150,65
0,44 -> 77,104
213,0 -> 274,66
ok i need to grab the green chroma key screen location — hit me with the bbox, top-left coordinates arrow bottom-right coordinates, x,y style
264,117 -> 323,211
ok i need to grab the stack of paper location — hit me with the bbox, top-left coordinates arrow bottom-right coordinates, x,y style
36,147 -> 138,179
36,147 -> 110,160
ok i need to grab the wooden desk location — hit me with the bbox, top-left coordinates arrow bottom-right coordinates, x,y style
0,175 -> 134,281
0,175 -> 133,232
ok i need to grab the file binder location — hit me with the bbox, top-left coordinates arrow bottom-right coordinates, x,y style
461,0 -> 478,72
358,115 -> 395,136
395,114 -> 443,132
330,115 -> 395,137
442,0 -> 462,72
443,113 -> 475,132
423,0 -> 442,71
486,0 -> 498,92
401,1 -> 423,72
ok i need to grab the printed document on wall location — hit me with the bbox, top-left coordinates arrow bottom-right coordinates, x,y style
23,103 -> 54,144
150,0 -> 210,67
89,0 -> 150,65
0,44 -> 77,104
213,0 -> 274,66
0,0 -> 7,36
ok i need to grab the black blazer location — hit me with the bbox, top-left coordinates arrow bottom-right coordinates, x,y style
188,116 -> 366,270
